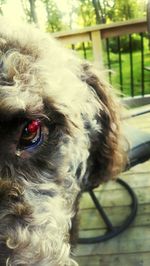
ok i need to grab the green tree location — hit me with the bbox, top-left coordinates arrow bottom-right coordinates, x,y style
66,0 -> 79,29
91,0 -> 116,24
21,0 -> 38,25
107,0 -> 145,22
78,0 -> 96,27
78,0 -> 146,26
42,0 -> 64,32
92,0 -> 106,23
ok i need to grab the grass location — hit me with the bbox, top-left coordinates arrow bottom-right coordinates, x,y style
104,49 -> 150,96
75,39 -> 150,97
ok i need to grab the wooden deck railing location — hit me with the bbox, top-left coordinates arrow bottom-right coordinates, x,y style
53,19 -> 150,98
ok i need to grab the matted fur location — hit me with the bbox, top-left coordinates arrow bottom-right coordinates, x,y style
0,19 -> 124,265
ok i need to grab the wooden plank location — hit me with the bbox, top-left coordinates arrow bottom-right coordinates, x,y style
127,114 -> 150,129
56,32 -> 90,45
79,228 -> 106,239
80,186 -> 150,209
79,207 -> 131,230
101,20 -> 147,38
123,104 -> 150,120
98,252 -> 150,266
123,107 -> 150,136
93,172 -> 150,192
79,212 -> 150,237
124,161 -> 150,174
75,255 -> 100,266
75,227 -> 150,256
75,252 -> 150,266
79,204 -> 150,230
53,19 -> 147,39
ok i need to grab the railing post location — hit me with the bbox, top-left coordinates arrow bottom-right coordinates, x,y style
90,30 -> 103,69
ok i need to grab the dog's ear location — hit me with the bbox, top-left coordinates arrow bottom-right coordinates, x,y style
81,64 -> 124,189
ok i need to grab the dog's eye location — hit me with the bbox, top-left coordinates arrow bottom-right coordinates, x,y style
20,120 -> 42,149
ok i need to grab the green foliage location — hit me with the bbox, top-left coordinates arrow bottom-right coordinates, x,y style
91,0 -> 115,24
110,0 -> 145,22
77,0 -> 146,27
0,0 -> 147,30
78,0 -> 96,27
41,0 -> 64,32
109,35 -> 142,53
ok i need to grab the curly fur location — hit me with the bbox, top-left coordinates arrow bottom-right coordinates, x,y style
0,19 -> 124,265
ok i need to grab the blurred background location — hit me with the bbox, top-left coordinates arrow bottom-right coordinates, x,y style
0,0 -> 149,98
0,0 -> 147,32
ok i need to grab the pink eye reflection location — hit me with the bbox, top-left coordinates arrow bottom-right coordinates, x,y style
27,120 -> 41,134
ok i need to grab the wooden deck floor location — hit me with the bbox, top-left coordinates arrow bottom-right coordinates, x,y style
73,105 -> 150,266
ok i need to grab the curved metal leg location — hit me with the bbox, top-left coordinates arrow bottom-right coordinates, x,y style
78,178 -> 138,244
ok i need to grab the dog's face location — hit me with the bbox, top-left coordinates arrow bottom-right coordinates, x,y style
0,20 -> 123,265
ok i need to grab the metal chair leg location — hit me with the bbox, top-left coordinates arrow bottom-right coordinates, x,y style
78,178 -> 138,244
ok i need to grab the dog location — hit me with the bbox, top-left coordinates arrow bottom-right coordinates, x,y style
0,19 -> 124,265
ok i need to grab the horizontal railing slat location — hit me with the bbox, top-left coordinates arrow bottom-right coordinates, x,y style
53,19 -> 147,43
